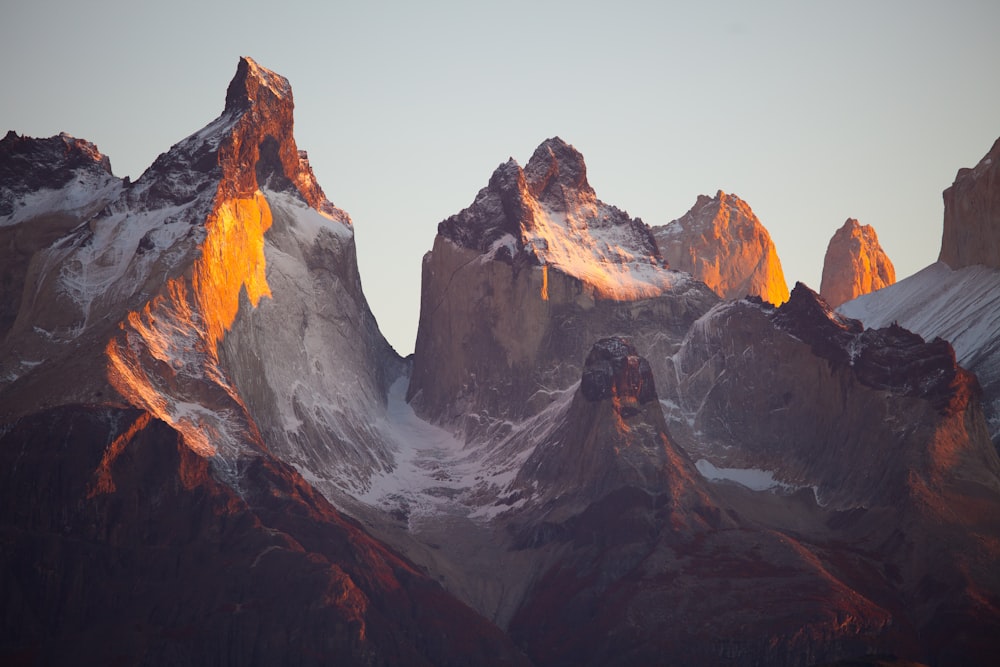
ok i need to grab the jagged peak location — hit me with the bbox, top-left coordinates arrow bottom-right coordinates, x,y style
1,131 -> 113,184
820,218 -> 895,308
681,189 -> 758,228
523,136 -> 593,202
939,134 -> 1000,270
0,131 -> 118,218
224,56 -> 293,115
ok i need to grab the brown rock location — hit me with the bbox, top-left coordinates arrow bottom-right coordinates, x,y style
408,138 -> 718,436
0,405 -> 530,666
820,218 -> 896,308
940,136 -> 1000,270
652,190 -> 790,305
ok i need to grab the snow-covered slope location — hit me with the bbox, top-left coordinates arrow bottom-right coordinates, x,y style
840,261 -> 1000,442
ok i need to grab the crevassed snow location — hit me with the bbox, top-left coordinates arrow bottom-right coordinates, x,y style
695,458 -> 798,492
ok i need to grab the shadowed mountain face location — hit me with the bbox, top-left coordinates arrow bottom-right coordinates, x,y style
4,59 -> 1000,666
0,406 -> 529,666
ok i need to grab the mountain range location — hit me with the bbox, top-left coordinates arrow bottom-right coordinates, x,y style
2,57 -> 999,666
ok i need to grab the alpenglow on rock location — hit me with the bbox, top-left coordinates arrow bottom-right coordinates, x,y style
940,135 -> 1000,271
408,136 -> 716,433
820,218 -> 896,308
651,190 -> 790,305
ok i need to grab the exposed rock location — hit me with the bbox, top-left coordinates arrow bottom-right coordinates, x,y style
0,405 -> 530,666
0,57 -> 401,493
840,261 -> 1000,447
820,218 -> 896,308
940,136 -> 1000,270
0,131 -> 113,213
5,60 -> 1000,667
651,190 -> 790,305
408,137 -> 718,438
667,282 -> 1000,509
0,132 -> 122,338
514,337 -> 703,514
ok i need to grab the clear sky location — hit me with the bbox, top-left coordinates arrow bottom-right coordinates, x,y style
3,0 -> 998,354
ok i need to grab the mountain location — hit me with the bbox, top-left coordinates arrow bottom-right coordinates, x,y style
841,135 -> 1000,447
667,283 -> 999,508
4,59 -> 1000,666
820,218 -> 896,308
939,136 -> 1000,271
0,57 -> 527,665
407,137 -> 718,437
651,190 -> 790,305
505,328 -> 1000,666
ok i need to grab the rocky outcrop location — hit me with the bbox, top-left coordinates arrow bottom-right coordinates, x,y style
651,190 -> 790,305
0,405 -> 529,666
667,283 -> 1000,509
408,137 -> 718,439
940,136 -> 1000,270
820,218 -> 896,308
514,337 -> 705,516
0,132 -> 122,339
840,261 -> 1000,447
0,131 -> 114,212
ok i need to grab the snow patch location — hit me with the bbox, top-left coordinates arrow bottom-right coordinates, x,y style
1,169 -> 120,227
522,201 -> 686,299
264,188 -> 352,244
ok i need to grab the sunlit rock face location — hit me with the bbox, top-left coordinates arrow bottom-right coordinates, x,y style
940,136 -> 1000,271
820,218 -> 896,308
408,137 -> 718,438
0,58 -> 523,665
667,283 -> 1000,510
0,57 -> 402,489
651,190 -> 790,305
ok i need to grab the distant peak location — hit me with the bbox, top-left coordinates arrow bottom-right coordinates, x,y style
523,136 -> 592,200
820,217 -> 895,307
224,56 -> 293,114
0,131 -> 114,206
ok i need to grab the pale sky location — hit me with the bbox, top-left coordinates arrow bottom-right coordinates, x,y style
3,0 -> 998,354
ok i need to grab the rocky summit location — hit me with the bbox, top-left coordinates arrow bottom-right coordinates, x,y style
3,58 -> 1000,666
651,189 -> 790,305
820,217 -> 896,308
940,136 -> 1000,271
